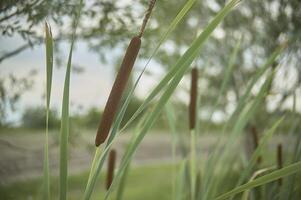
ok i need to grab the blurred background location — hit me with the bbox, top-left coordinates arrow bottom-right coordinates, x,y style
0,0 -> 300,199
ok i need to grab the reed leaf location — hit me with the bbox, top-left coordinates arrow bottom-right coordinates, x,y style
59,0 -> 83,199
83,1 -> 198,198
165,103 -> 179,200
215,161 -> 301,200
116,163 -> 130,200
42,21 -> 53,200
202,68 -> 278,199
104,1 -> 240,199
231,116 -> 285,200
229,43 -> 286,124
241,167 -> 276,200
119,0 -> 197,132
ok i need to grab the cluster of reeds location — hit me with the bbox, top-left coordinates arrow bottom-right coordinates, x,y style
41,0 -> 301,199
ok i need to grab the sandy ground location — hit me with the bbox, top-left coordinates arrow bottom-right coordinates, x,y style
0,129 -> 294,185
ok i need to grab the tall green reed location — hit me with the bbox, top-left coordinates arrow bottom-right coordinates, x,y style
59,0 -> 83,199
43,21 -> 53,200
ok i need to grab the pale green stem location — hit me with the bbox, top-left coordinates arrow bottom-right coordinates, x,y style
190,129 -> 196,200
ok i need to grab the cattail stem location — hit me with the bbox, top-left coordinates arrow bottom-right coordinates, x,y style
138,0 -> 157,38
277,143 -> 283,186
190,129 -> 196,200
95,36 -> 141,146
250,126 -> 262,164
106,149 -> 117,190
189,67 -> 198,130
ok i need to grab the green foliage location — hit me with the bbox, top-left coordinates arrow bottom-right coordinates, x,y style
21,106 -> 59,129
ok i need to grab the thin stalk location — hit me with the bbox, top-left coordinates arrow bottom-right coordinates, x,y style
277,144 -> 283,186
190,129 -> 196,200
116,163 -> 130,200
165,103 -> 178,200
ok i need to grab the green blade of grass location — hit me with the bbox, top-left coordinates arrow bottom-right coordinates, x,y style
237,116 -> 285,185
116,163 -> 130,200
165,103 -> 179,200
119,0 -> 197,133
59,1 -> 84,199
202,68 -> 277,199
241,167 -> 275,200
82,1 -> 197,198
215,161 -> 301,200
42,21 -> 53,200
59,41 -> 73,200
104,1 -> 240,199
176,160 -> 190,200
228,43 -> 286,124
205,37 -> 242,132
231,69 -> 276,137
215,37 -> 242,109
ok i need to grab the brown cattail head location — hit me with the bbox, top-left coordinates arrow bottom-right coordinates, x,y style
277,143 -> 283,186
95,37 -> 141,146
250,125 -> 262,164
138,0 -> 157,38
189,67 -> 198,130
106,149 -> 117,190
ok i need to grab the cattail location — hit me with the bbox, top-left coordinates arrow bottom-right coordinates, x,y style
189,67 -> 198,130
106,149 -> 117,190
277,143 -> 282,186
250,126 -> 262,164
95,36 -> 141,146
95,0 -> 156,146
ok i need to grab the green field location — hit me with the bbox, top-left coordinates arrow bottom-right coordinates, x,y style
0,164 -> 172,200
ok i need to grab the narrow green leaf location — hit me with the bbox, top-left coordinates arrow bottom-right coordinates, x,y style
104,1 -> 240,198
215,161 -> 301,200
231,69 -> 276,138
211,36 -> 242,115
42,21 -> 53,200
202,68 -> 278,199
59,43 -> 73,200
119,0 -> 197,132
241,167 -> 275,200
83,0 -> 197,198
165,103 -> 178,200
116,163 -> 130,200
237,117 -> 285,185
59,1 -> 84,199
229,44 -> 286,124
